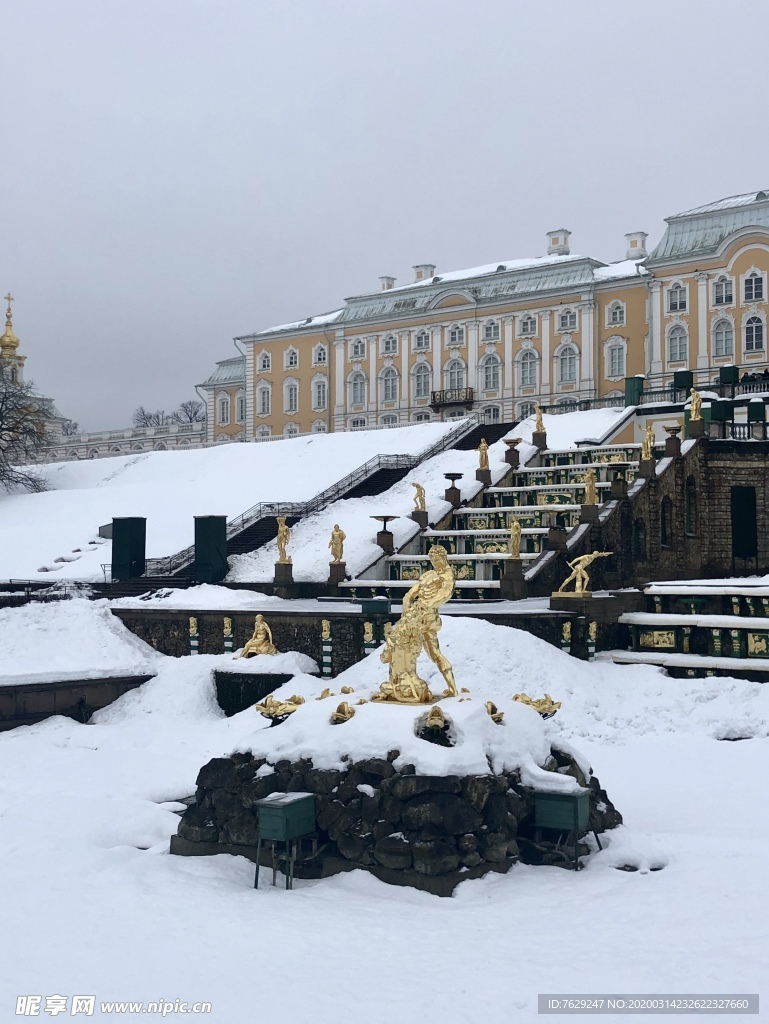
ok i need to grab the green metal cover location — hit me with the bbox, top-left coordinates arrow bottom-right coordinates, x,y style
534,790 -> 590,831
111,517 -> 146,580
361,598 -> 391,615
256,793 -> 316,841
193,515 -> 228,583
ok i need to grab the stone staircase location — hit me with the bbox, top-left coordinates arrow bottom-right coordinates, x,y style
605,581 -> 769,679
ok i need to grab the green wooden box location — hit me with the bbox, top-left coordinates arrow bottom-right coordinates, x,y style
360,597 -> 392,616
255,792 -> 316,841
534,789 -> 590,832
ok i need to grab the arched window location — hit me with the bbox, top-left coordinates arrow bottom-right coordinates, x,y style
257,383 -> 271,416
351,338 -> 366,358
313,378 -> 327,410
559,345 -> 577,382
258,352 -> 271,372
256,424 -> 271,437
633,519 -> 646,560
714,275 -> 733,305
415,330 -> 430,350
519,401 -> 535,419
285,347 -> 298,369
481,354 -> 501,391
9,367 -> 17,383
381,366 -> 398,403
484,321 -> 500,340
413,411 -> 431,422
350,416 -> 367,430
558,309 -> 577,332
520,350 -> 537,387
713,319 -> 734,357
217,394 -> 230,425
608,301 -> 625,326
380,414 -> 398,426
314,344 -> 327,365
483,405 -> 501,423
685,476 -> 697,535
383,334 -> 398,354
446,358 -> 465,390
519,315 -> 536,336
448,325 -> 465,346
311,420 -> 327,433
746,316 -> 764,352
350,371 -> 367,407
284,423 -> 299,437
744,272 -> 764,302
413,363 -> 432,400
661,496 -> 673,548
668,283 -> 687,312
669,325 -> 687,363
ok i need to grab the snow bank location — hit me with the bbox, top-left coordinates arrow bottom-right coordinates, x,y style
225,650 -> 319,675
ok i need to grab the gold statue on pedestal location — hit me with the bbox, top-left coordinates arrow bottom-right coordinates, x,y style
508,518 -> 522,558
237,614 -> 278,657
582,469 -> 598,505
328,524 -> 346,563
689,388 -> 702,421
556,550 -> 612,596
478,438 -> 489,471
641,423 -> 655,461
373,545 -> 457,704
276,517 -> 292,563
534,406 -> 545,433
412,482 -> 426,512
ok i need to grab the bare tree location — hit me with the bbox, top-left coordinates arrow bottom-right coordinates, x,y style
132,406 -> 168,428
0,375 -> 55,492
60,418 -> 80,436
170,399 -> 205,424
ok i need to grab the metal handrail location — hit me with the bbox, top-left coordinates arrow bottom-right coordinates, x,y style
143,416 -> 480,576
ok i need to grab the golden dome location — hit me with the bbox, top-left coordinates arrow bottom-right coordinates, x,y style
1,292 -> 19,352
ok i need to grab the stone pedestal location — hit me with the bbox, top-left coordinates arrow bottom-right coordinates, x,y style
639,458 -> 656,478
532,430 -> 547,451
665,436 -> 682,458
546,526 -> 567,551
580,504 -> 599,524
687,418 -> 705,439
499,558 -> 527,600
410,510 -> 429,529
376,530 -> 394,555
444,485 -> 462,508
328,561 -> 347,585
274,561 -> 293,585
475,468 -> 492,486
549,592 -> 626,620
610,476 -> 628,500
504,447 -> 520,468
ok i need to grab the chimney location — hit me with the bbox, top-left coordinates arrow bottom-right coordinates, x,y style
625,231 -> 648,261
546,230 -> 571,256
379,276 -> 396,291
413,263 -> 436,282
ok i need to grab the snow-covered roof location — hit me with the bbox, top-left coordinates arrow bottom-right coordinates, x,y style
199,356 -> 245,387
648,190 -> 769,264
244,309 -> 344,339
593,259 -> 648,281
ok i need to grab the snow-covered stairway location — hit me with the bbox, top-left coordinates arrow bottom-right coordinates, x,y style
605,580 -> 769,679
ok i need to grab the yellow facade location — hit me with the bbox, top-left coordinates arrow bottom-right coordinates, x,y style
199,192 -> 769,439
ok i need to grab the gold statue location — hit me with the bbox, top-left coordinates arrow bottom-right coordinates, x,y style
412,482 -> 426,512
363,622 -> 374,643
189,616 -> 197,636
425,705 -> 446,729
562,621 -> 572,642
223,617 -> 232,637
485,701 -> 504,724
340,685 -> 354,694
373,545 -> 457,703
689,388 -> 702,421
254,694 -> 305,719
315,687 -> 334,700
328,524 -> 346,563
556,550 -> 612,596
478,438 -> 489,471
508,518 -> 522,559
589,620 -> 597,642
321,619 -> 331,640
237,614 -> 277,657
641,423 -> 655,461
582,469 -> 598,505
276,516 -> 292,564
534,405 -> 545,433
513,692 -> 561,718
330,701 -> 355,724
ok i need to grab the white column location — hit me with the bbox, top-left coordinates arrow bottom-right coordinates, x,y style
503,317 -> 514,397
580,301 -> 595,393
432,324 -> 442,392
650,281 -> 663,375
244,343 -> 255,439
400,331 -> 409,416
540,310 -> 551,392
468,321 -> 479,397
368,337 -> 377,416
333,335 -> 345,424
696,272 -> 709,369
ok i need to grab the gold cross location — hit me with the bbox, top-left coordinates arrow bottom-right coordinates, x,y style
4,293 -> 13,307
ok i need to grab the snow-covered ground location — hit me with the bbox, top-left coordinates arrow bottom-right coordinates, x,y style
0,422 -> 455,581
1,599 -> 767,1022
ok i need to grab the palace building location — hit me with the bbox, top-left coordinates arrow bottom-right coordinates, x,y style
198,190 -> 769,443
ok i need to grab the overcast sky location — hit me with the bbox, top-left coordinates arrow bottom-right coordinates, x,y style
4,0 -> 769,429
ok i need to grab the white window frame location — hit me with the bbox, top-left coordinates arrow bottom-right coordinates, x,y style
480,353 -> 500,392
349,416 -> 367,430
380,366 -> 399,403
257,383 -> 271,417
351,338 -> 366,359
283,422 -> 299,438
519,350 -> 537,388
483,320 -> 500,341
381,334 -> 398,356
313,344 -> 327,366
745,314 -> 765,353
235,390 -> 246,424
606,300 -> 625,327
312,375 -> 328,411
413,411 -> 432,423
311,419 -> 327,433
743,270 -> 766,303
349,371 -> 367,408
380,414 -> 398,427
284,378 -> 299,415
413,362 -> 432,400
256,424 -> 271,437
668,324 -> 688,363
712,275 -> 734,307
414,330 -> 431,351
258,350 -> 271,372
445,357 -> 466,390
558,309 -> 577,332
558,344 -> 577,382
448,324 -> 465,346
217,392 -> 231,425
667,282 -> 688,313
603,335 -> 627,380
519,314 -> 537,337
518,401 -> 536,420
713,318 -> 734,358
284,346 -> 299,370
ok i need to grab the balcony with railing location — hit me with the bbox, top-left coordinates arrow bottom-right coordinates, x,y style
430,387 -> 474,411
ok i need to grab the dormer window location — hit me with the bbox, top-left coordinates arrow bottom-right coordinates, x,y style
714,276 -> 733,305
668,283 -> 687,312
558,309 -> 577,332
484,321 -> 500,340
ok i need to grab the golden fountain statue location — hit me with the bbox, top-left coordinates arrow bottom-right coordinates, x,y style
513,692 -> 561,718
412,482 -> 426,512
689,388 -> 702,421
276,517 -> 291,563
640,423 -> 655,461
328,524 -> 346,563
556,550 -> 612,596
373,544 -> 457,704
534,405 -> 545,433
508,518 -> 522,559
254,694 -> 305,720
237,614 -> 278,657
582,469 -> 598,505
478,438 -> 489,471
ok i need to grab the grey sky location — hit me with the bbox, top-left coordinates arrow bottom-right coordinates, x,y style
4,0 -> 769,429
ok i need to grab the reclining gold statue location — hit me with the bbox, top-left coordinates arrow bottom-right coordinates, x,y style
237,614 -> 278,658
